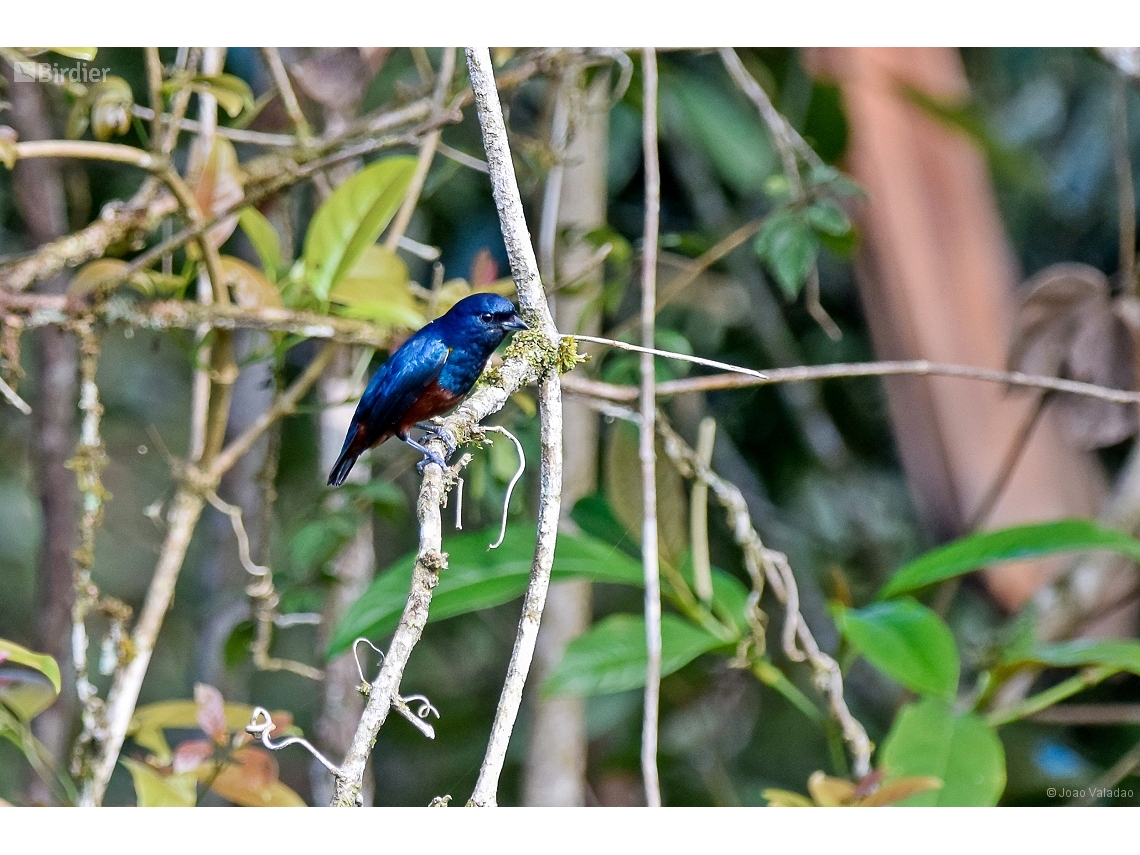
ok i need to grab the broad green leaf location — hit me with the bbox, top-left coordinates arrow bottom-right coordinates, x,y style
544,613 -> 727,697
0,639 -> 61,720
303,156 -> 417,300
122,758 -> 198,807
879,519 -> 1140,599
238,207 -> 284,278
571,493 -> 637,556
327,525 -> 644,657
833,599 -> 959,698
1003,638 -> 1140,675
879,697 -> 1005,806
805,198 -> 851,237
329,246 -> 424,329
755,212 -> 817,299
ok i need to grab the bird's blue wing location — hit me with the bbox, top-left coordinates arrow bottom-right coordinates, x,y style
357,329 -> 450,433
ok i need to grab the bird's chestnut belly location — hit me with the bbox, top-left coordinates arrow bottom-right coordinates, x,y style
395,380 -> 463,434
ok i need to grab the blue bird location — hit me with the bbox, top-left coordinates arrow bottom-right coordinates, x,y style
327,292 -> 528,487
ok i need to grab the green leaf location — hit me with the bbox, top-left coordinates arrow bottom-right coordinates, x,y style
805,198 -> 851,237
47,47 -> 99,61
166,74 -> 256,119
879,697 -> 1006,806
544,614 -> 727,697
238,207 -> 284,278
755,212 -> 817,299
1003,638 -> 1140,675
302,156 -> 417,300
571,493 -> 637,555
327,525 -> 644,657
328,245 -> 425,329
833,599 -> 959,698
663,71 -> 775,197
0,639 -> 61,720
122,758 -> 198,807
879,519 -> 1140,599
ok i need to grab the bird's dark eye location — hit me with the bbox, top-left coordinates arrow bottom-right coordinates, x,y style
480,312 -> 493,323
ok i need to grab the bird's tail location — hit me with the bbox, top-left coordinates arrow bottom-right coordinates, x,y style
327,448 -> 359,487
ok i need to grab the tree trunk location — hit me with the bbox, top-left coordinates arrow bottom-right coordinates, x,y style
8,69 -> 79,804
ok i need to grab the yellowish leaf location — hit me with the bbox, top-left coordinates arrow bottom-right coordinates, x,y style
762,788 -> 814,807
861,775 -> 943,807
807,771 -> 856,806
194,137 -> 244,249
122,758 -> 197,807
221,256 -> 283,309
129,699 -> 297,765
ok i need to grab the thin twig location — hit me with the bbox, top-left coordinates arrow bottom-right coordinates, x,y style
143,48 -> 164,151
690,417 -> 717,605
719,48 -> 840,338
966,393 -> 1048,531
436,141 -> 489,173
606,217 -> 764,339
638,47 -> 664,810
262,48 -> 314,143
719,48 -> 802,197
561,358 -> 1140,406
572,333 -> 768,380
988,666 -> 1119,728
0,373 -> 30,413
131,105 -> 299,147
1076,734 -> 1140,805
384,49 -> 456,252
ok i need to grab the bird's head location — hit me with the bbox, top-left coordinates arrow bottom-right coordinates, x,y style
436,292 -> 528,348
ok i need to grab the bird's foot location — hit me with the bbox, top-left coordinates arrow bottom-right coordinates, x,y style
415,421 -> 459,458
415,449 -> 451,475
402,433 -> 452,474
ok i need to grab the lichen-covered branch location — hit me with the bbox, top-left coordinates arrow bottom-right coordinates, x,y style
465,45 -> 564,809
326,46 -> 569,809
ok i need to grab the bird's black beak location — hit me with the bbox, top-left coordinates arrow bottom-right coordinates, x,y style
502,313 -> 528,331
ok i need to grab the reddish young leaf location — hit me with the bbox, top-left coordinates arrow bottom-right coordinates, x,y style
171,739 -> 214,774
194,683 -> 228,745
